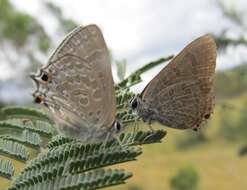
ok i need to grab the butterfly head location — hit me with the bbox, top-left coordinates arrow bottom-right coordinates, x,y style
129,95 -> 142,111
30,69 -> 52,85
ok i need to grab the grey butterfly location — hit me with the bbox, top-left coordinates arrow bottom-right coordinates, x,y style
30,25 -> 121,142
130,34 -> 217,131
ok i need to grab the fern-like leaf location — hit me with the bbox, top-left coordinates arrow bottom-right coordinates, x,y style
0,139 -> 28,161
0,159 -> 14,179
12,130 -> 166,187
0,130 -> 41,148
0,119 -> 55,137
8,169 -> 132,190
0,107 -> 52,123
116,88 -> 135,109
47,135 -> 77,149
116,55 -> 173,89
12,146 -> 141,185
46,130 -> 166,150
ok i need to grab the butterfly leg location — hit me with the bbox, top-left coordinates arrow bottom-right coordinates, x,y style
130,117 -> 140,145
140,119 -> 156,144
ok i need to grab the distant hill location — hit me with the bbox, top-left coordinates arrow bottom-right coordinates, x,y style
215,63 -> 247,99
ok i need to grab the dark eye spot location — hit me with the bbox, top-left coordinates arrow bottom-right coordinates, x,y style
193,128 -> 198,132
204,114 -> 210,119
131,98 -> 138,109
41,73 -> 49,82
34,96 -> 42,104
115,122 -> 121,131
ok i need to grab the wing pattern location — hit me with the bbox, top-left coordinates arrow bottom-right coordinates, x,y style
31,25 -> 116,141
141,35 -> 216,129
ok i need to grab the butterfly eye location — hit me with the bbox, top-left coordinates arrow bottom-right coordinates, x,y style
41,73 -> 49,82
204,114 -> 210,119
131,98 -> 138,109
113,121 -> 122,132
40,71 -> 51,83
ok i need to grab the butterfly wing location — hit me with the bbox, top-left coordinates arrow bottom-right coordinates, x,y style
140,35 -> 216,129
36,25 -> 116,140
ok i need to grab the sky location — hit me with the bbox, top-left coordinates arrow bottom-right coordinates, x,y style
1,0 -> 247,103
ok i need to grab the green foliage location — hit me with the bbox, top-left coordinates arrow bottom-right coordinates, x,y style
3,12 -> 35,47
217,100 -> 247,142
0,106 -> 56,187
0,159 -> 14,179
9,169 -> 132,190
170,165 -> 199,190
116,55 -> 174,89
0,107 -> 52,123
47,135 -> 78,149
214,32 -> 247,52
236,100 -> 247,137
0,138 -> 28,161
14,143 -> 140,184
44,1 -> 78,32
218,104 -> 239,141
217,0 -> 245,26
0,130 -> 41,148
38,37 -> 51,53
175,131 -> 208,150
115,59 -> 127,81
215,64 -> 247,98
214,0 -> 247,52
0,119 -> 55,137
0,0 -> 81,88
8,129 -> 165,190
0,0 -> 51,55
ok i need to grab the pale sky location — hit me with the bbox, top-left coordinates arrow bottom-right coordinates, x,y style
0,0 -> 247,103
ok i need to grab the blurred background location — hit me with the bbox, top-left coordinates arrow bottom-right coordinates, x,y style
0,0 -> 247,189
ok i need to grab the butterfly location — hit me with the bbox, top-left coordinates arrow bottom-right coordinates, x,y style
129,34 -> 217,131
30,25 -> 122,142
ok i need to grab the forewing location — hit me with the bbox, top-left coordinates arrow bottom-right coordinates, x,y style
41,25 -> 116,133
141,35 -> 216,129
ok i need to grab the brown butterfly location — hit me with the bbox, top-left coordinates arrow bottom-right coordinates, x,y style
129,34 -> 217,131
30,25 -> 122,142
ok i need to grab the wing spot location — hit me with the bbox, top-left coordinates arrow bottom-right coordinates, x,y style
79,97 -> 89,106
204,113 -> 210,119
193,128 -> 198,132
